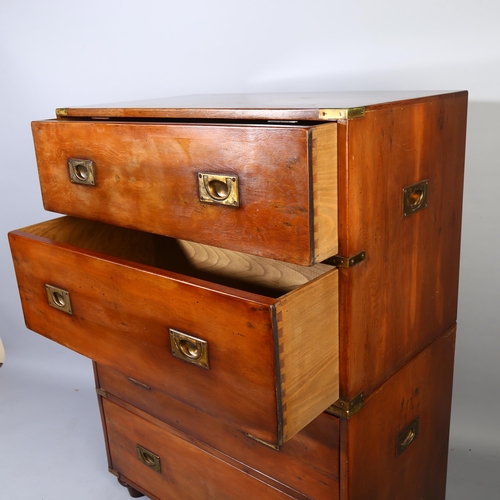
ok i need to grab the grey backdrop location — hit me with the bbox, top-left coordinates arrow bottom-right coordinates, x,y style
1,1 -> 499,498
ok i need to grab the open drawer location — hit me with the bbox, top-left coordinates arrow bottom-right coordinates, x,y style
32,120 -> 337,266
9,216 -> 339,447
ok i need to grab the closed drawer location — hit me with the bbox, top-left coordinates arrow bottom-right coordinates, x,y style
96,363 -> 340,500
31,120 -> 337,266
102,397 -> 297,500
9,216 -> 339,447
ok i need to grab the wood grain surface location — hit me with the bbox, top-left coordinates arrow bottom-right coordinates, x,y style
102,398 -> 296,500
337,91 -> 467,400
56,91 -> 463,121
96,363 -> 340,500
311,123 -> 338,262
340,326 -> 456,500
276,270 -> 339,442
32,120 -> 338,265
9,216 -> 338,446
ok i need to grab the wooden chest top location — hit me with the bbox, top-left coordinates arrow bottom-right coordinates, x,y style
55,90 -> 462,121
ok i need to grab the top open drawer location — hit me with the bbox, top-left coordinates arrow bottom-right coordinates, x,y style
32,120 -> 337,266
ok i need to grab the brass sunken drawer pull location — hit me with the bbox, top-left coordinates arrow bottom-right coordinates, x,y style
396,417 -> 419,457
137,444 -> 161,473
68,159 -> 95,186
45,284 -> 73,315
170,329 -> 209,369
198,173 -> 239,206
402,180 -> 428,218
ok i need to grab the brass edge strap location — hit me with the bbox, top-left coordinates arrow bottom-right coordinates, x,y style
126,376 -> 151,390
270,304 -> 285,447
326,391 -> 365,419
244,433 -> 280,451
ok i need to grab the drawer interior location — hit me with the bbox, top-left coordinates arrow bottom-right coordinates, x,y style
23,216 -> 333,297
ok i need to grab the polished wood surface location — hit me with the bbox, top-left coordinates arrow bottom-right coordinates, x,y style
337,91 -> 467,400
276,271 -> 339,442
9,216 -> 339,446
9,91 -> 467,499
96,363 -> 340,500
32,120 -> 338,265
57,91 -> 464,121
102,398 -> 295,500
341,326 -> 456,500
311,123 -> 338,262
159,238 -> 332,294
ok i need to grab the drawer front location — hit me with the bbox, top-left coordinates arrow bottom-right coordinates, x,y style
9,217 -> 339,446
102,398 -> 296,500
96,363 -> 340,500
32,120 -> 338,266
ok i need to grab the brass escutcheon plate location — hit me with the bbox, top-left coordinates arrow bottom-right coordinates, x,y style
170,329 -> 209,369
137,444 -> 161,473
45,284 -> 73,315
402,180 -> 428,218
68,159 -> 96,186
198,173 -> 239,207
396,416 -> 419,457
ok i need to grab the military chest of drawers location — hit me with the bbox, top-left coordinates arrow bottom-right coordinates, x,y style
9,91 -> 467,499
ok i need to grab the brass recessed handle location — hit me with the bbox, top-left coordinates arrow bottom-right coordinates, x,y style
137,444 -> 161,473
396,417 -> 419,457
170,329 -> 209,369
198,173 -> 239,206
403,180 -> 428,218
68,159 -> 96,186
46,284 -> 73,315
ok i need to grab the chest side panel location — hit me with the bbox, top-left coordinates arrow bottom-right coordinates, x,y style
338,92 -> 467,399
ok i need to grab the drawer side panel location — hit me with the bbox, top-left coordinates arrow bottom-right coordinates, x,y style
311,122 -> 338,262
276,269 -> 340,442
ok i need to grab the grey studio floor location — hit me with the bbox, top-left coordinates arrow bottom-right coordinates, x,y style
1,337 -> 498,500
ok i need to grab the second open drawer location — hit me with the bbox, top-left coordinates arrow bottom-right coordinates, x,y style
9,216 -> 339,447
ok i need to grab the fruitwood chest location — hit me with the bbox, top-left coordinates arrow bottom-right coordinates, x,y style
9,91 -> 467,499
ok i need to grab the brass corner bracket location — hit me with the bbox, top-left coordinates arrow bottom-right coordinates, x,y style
96,388 -> 108,398
319,107 -> 366,121
328,250 -> 366,269
326,392 -> 365,419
